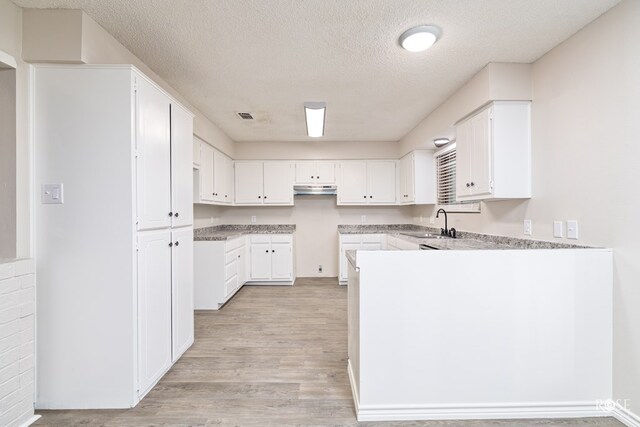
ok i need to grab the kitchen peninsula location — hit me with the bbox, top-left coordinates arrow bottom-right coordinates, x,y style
346,239 -> 613,422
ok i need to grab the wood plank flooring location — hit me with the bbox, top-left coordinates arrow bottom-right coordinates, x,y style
35,278 -> 623,426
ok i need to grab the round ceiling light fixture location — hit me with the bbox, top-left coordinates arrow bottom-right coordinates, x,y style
433,137 -> 450,148
399,25 -> 440,52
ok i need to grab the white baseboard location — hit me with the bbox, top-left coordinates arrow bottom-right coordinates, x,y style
19,415 -> 41,427
347,360 -> 360,414
245,281 -> 293,286
353,400 -> 612,422
614,402 -> 640,427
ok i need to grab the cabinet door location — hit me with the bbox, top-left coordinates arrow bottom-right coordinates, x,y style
170,104 -> 193,227
136,77 -> 172,230
367,161 -> 397,204
199,143 -> 215,202
263,161 -> 293,205
455,119 -> 473,199
171,228 -> 193,362
315,161 -> 335,184
294,161 -> 316,184
337,161 -> 367,204
192,138 -> 201,167
137,230 -> 172,395
339,243 -> 360,281
235,161 -> 264,204
225,156 -> 234,203
271,242 -> 292,280
237,244 -> 247,285
250,243 -> 272,280
470,107 -> 493,197
399,154 -> 414,204
212,149 -> 226,203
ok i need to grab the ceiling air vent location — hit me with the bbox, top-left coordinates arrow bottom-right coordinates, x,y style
237,112 -> 254,120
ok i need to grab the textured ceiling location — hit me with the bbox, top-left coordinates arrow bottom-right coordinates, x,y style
13,0 -> 620,142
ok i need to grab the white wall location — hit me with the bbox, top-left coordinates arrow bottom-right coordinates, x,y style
404,0 -> 640,417
21,9 -> 235,157
195,198 -> 413,277
235,140 -> 399,160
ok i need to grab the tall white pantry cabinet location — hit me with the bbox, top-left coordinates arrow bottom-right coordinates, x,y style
34,65 -> 195,409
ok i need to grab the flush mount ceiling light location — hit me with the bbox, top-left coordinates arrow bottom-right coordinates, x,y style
399,25 -> 440,52
433,137 -> 450,148
304,102 -> 326,138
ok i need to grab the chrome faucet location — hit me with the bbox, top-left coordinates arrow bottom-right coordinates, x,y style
436,208 -> 456,238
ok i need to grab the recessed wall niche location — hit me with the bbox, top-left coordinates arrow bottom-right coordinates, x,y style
0,52 -> 17,259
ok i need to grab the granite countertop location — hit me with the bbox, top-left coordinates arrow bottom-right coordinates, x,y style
338,224 -> 590,250
194,224 -> 295,241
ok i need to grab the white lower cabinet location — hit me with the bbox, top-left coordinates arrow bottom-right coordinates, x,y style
249,235 -> 294,282
171,228 -> 194,362
338,234 -> 385,282
137,230 -> 173,396
194,236 -> 248,310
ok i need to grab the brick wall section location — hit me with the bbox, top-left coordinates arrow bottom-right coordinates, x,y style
0,259 -> 35,427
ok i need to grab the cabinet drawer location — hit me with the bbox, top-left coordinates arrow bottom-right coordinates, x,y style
361,234 -> 383,243
250,235 -> 271,243
225,248 -> 241,265
225,261 -> 238,281
341,235 -> 361,244
270,234 -> 292,244
225,237 -> 244,252
224,275 -> 238,296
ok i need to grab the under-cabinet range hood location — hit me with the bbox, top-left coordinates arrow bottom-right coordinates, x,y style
293,185 -> 337,196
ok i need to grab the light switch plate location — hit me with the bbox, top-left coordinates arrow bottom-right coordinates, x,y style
523,219 -> 532,236
361,215 -> 367,223
41,183 -> 63,204
553,221 -> 563,238
567,220 -> 579,239
250,216 -> 256,223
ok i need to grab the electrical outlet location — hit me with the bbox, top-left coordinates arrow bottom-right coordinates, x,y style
251,216 -> 257,223
429,216 -> 435,225
553,221 -> 563,238
361,215 -> 366,223
419,215 -> 423,224
523,219 -> 532,236
318,265 -> 323,273
210,217 -> 214,224
567,220 -> 579,239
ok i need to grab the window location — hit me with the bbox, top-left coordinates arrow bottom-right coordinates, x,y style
435,144 -> 480,213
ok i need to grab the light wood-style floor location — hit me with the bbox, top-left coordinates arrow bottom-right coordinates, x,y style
35,278 -> 623,426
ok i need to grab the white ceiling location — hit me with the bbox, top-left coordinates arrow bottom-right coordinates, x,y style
13,0 -> 620,142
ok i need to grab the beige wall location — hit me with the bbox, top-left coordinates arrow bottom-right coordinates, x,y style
400,62 -> 532,156
0,68 -> 16,258
195,200 -> 413,277
409,0 -> 640,415
234,140 -> 399,160
22,9 -> 235,157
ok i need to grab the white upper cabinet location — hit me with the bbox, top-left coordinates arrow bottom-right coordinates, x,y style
294,161 -> 335,184
198,142 -> 215,203
337,160 -> 397,205
136,77 -> 172,230
337,161 -> 368,204
263,161 -> 294,204
455,101 -> 531,201
192,138 -> 201,168
234,161 -> 264,204
194,141 -> 233,205
235,161 -> 294,205
367,161 -> 396,204
170,104 -> 194,227
399,151 -> 436,205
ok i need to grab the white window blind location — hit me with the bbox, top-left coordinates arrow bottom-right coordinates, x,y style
435,144 -> 480,213
436,149 -> 456,205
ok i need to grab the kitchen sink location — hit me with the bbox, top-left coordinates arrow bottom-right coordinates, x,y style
399,232 -> 450,239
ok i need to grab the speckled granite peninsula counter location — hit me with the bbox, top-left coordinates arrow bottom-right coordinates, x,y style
337,223 -> 589,249
194,224 -> 296,241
